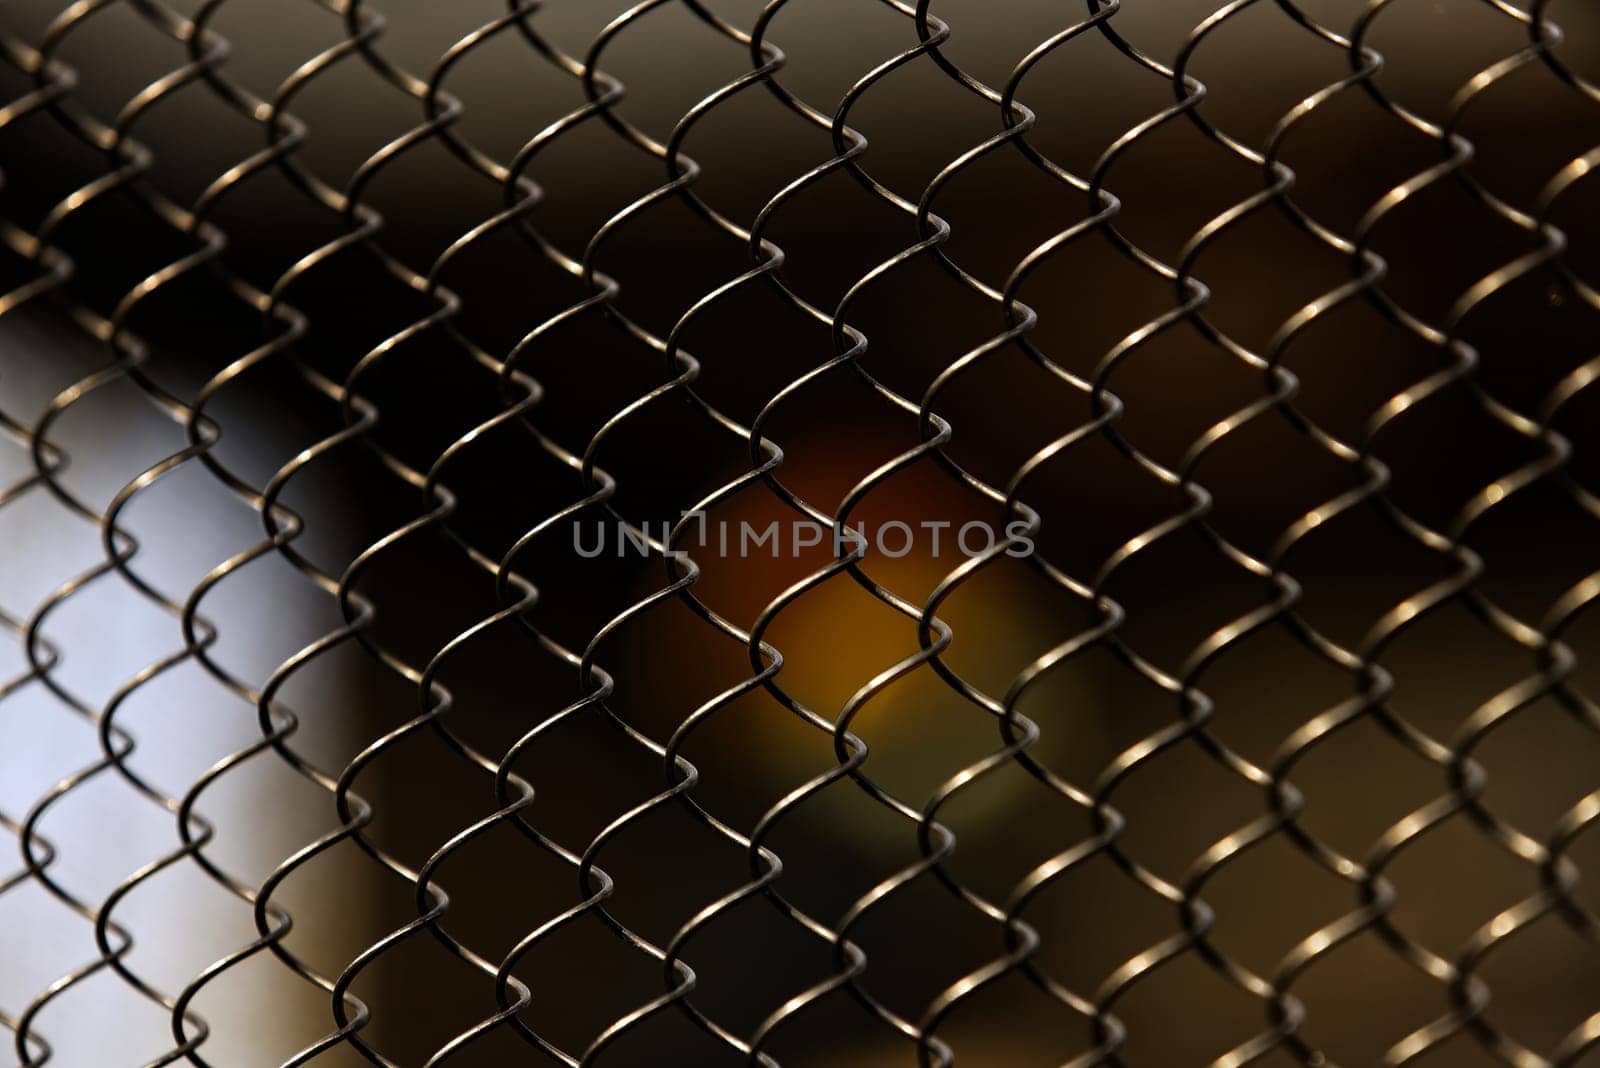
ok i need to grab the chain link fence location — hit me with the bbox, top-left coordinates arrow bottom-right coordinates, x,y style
0,0 -> 1596,1064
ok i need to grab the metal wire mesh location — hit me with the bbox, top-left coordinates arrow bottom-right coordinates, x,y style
0,0 -> 1596,1064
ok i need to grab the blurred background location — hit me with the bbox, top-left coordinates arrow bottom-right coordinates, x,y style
0,0 -> 1597,1064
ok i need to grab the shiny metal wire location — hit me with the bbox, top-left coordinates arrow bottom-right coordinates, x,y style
0,0 -> 1595,1065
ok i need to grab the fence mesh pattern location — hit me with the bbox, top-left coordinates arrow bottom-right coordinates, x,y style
0,0 -> 1597,1064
